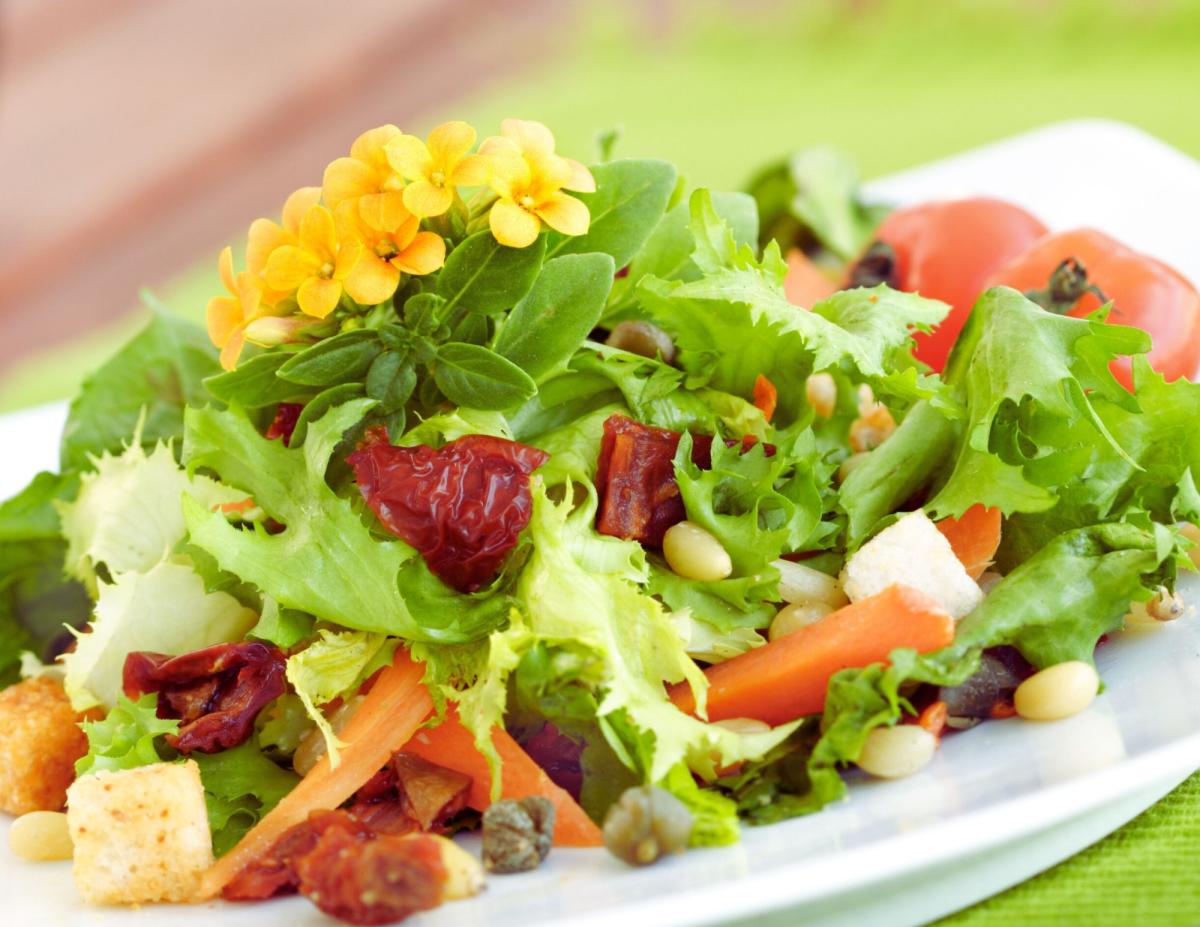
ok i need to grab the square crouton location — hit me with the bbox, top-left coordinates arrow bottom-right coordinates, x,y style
841,510 -> 984,620
0,677 -> 90,815
66,760 -> 213,905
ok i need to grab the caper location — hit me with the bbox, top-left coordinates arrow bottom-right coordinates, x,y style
602,786 -> 693,866
481,796 -> 555,873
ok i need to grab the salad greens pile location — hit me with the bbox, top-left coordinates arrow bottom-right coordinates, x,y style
2,127 -> 1195,858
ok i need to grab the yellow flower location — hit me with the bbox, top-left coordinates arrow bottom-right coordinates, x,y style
207,247 -> 270,370
245,187 -> 321,282
322,125 -> 407,232
336,201 -> 446,305
385,121 -> 490,218
480,119 -> 595,248
263,204 -> 362,319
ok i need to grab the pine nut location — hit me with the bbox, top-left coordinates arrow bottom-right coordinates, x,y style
806,373 -> 837,418
1180,522 -> 1200,569
772,559 -> 848,607
663,521 -> 733,581
769,601 -> 833,641
849,403 -> 897,453
856,384 -> 876,415
8,811 -> 73,861
605,321 -> 676,364
712,717 -> 772,736
838,451 -> 871,483
430,835 -> 484,900
856,726 -> 937,779
1014,661 -> 1099,721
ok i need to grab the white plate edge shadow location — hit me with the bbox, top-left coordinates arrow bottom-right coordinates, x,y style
3,118 -> 1200,927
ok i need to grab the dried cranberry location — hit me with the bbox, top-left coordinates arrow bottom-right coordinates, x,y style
122,642 -> 286,753
296,829 -> 447,925
223,810 -> 372,901
347,428 -> 548,592
266,402 -> 304,446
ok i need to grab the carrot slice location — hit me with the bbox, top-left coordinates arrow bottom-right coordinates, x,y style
198,650 -> 433,899
784,248 -> 838,307
669,584 -> 954,726
936,504 -> 1002,579
752,374 -> 778,422
404,710 -> 602,848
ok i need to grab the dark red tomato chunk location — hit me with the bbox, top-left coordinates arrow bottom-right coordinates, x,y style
347,428 -> 548,593
347,752 -> 472,835
266,402 -> 304,446
595,414 -> 715,546
296,828 -> 447,925
123,642 -> 286,753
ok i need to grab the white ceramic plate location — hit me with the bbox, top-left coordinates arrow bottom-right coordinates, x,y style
4,119 -> 1200,927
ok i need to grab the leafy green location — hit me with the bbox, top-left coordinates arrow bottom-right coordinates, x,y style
277,330 -> 383,387
493,253 -> 616,382
76,693 -> 179,776
193,739 -> 299,856
249,597 -> 315,649
61,305 -> 220,471
438,231 -> 546,315
660,762 -> 740,847
545,159 -> 678,267
648,564 -> 777,633
182,401 -> 505,643
203,353 -> 313,409
668,608 -> 766,663
434,342 -> 537,410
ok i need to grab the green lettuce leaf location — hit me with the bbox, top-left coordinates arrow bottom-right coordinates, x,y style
193,739 -> 300,856
76,692 -> 179,776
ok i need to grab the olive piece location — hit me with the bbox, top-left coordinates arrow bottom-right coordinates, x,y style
481,796 -> 555,873
602,786 -> 693,867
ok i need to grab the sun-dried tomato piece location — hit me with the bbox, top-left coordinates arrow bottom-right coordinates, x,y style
122,642 -> 286,754
296,829 -> 447,925
346,752 -> 472,835
223,810 -> 372,902
595,415 -> 714,546
266,402 -> 304,446
347,428 -> 548,592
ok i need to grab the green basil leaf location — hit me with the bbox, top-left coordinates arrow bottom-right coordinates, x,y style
494,253 -> 615,382
403,293 -> 447,336
546,159 -> 678,267
450,311 -> 489,345
433,343 -> 537,410
276,331 -> 382,387
366,352 -> 417,414
289,383 -> 367,448
437,231 -> 545,314
204,353 -> 313,409
379,322 -> 414,351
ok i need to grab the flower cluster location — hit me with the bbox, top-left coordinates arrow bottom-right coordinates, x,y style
208,119 -> 594,369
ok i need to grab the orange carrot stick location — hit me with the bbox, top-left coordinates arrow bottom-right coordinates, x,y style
199,650 -> 433,899
784,248 -> 838,307
405,710 -> 603,848
936,504 -> 1002,579
669,584 -> 954,726
753,374 -> 778,422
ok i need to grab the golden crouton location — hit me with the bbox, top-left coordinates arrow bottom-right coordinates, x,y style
0,677 -> 90,815
66,760 -> 214,905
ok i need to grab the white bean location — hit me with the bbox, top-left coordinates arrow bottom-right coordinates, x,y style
1125,588 -> 1186,626
855,726 -> 937,779
769,601 -> 833,641
605,321 -> 676,363
1014,661 -> 1099,721
712,717 -> 772,736
663,521 -> 733,582
8,811 -> 73,861
772,559 -> 848,607
430,835 -> 485,899
806,373 -> 837,418
849,404 -> 896,453
1179,522 -> 1200,569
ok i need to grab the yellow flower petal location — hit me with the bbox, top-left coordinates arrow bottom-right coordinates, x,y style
297,277 -> 342,319
217,246 -> 236,295
334,237 -> 363,281
207,295 -> 242,347
264,245 -> 320,291
385,134 -> 433,182
357,191 -> 409,233
299,206 -> 338,260
486,147 -> 532,200
449,153 -> 490,188
219,328 -> 247,371
402,180 -> 453,218
350,124 -> 402,172
526,149 -> 571,197
501,118 -> 556,159
490,200 -> 541,248
427,120 -> 476,170
344,251 -> 400,305
245,219 -> 289,277
323,157 -> 376,209
478,135 -> 519,158
282,187 -> 322,234
234,271 -> 264,318
392,231 -> 446,276
535,191 -> 590,237
562,157 -> 596,193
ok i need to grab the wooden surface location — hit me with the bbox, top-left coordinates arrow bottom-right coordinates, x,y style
0,0 -> 565,373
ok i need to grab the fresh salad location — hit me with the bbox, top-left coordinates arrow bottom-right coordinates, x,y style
2,118 -> 1199,925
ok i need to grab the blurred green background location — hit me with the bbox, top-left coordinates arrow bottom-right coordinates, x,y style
3,0 -> 1199,412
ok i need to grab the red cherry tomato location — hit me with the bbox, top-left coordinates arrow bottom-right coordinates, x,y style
852,198 -> 1048,370
988,229 -> 1200,389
